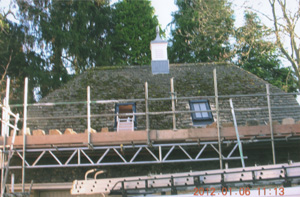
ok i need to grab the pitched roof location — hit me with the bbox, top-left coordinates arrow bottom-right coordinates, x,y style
40,63 -> 281,100
28,63 -> 300,132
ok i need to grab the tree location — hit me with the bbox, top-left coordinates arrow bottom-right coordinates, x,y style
110,0 -> 159,65
0,13 -> 11,94
16,0 -> 112,93
0,13 -> 50,103
268,0 -> 300,90
235,12 -> 297,92
169,0 -> 235,63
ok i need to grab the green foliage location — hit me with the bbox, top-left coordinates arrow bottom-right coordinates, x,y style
14,0 -> 158,100
17,0 -> 112,95
26,0 -> 111,71
110,0 -> 159,65
0,15 -> 51,103
169,0 -> 234,63
235,12 -> 297,92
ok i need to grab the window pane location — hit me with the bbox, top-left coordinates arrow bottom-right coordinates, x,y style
199,103 -> 209,117
193,103 -> 202,118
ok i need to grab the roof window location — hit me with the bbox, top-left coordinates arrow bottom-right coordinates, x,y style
115,103 -> 136,131
189,100 -> 214,126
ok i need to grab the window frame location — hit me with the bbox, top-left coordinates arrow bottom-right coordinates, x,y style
114,102 -> 137,130
189,100 -> 214,125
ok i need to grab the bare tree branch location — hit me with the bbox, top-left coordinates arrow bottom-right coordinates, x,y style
244,6 -> 274,22
268,0 -> 300,89
0,50 -> 13,83
3,10 -> 17,21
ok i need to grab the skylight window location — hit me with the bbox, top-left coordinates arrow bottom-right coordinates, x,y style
189,100 -> 214,126
114,103 -> 137,131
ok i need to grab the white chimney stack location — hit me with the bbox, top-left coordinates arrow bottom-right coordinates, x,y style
150,27 -> 169,74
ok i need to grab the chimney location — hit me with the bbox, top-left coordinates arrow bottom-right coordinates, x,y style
150,26 -> 169,74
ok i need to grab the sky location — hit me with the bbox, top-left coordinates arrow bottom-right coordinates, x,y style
150,0 -> 178,38
109,0 -> 178,39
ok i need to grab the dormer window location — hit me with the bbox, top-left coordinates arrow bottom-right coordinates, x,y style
189,100 -> 213,126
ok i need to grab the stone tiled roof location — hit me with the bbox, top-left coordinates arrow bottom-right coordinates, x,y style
27,63 -> 300,132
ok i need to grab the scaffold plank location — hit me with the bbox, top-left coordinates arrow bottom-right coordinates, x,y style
1,124 -> 300,148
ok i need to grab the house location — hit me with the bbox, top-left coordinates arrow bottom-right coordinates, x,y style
1,32 -> 300,196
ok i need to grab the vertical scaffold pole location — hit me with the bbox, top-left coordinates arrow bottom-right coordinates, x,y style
266,84 -> 276,164
87,86 -> 91,148
229,99 -> 245,168
1,77 -> 10,196
0,100 -> 4,195
1,77 -> 10,137
5,78 -> 10,133
170,78 -> 177,130
1,113 -> 19,196
11,173 -> 14,193
213,69 -> 223,169
22,77 -> 28,192
145,82 -> 150,144
5,77 -> 10,108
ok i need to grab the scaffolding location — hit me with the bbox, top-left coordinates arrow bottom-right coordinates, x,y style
0,78 -> 31,196
1,69 -> 300,195
71,162 -> 300,196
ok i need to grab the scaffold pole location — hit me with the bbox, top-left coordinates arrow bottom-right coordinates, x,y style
214,69 -> 223,169
22,77 -> 28,192
266,84 -> 276,164
229,98 -> 245,168
145,82 -> 150,145
170,78 -> 177,131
